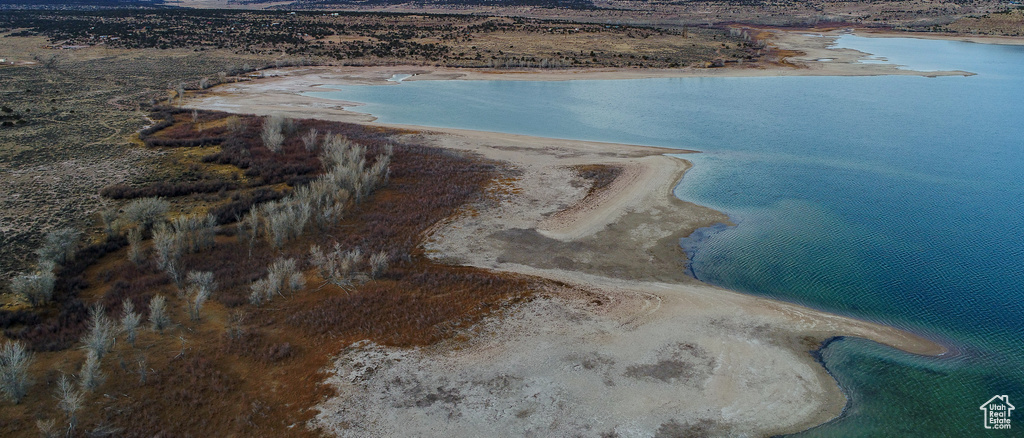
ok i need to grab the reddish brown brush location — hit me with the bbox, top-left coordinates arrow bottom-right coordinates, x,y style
0,110 -> 538,437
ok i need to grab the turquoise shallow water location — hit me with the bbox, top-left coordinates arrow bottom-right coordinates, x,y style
308,35 -> 1024,435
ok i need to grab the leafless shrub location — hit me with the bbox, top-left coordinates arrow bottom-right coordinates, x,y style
199,77 -> 211,90
249,258 -> 301,306
261,115 -> 286,153
289,272 -> 306,291
36,418 -> 58,438
148,295 -> 170,333
320,135 -> 392,202
36,227 -> 81,265
301,128 -> 319,151
170,213 -> 217,254
0,340 -> 32,404
185,271 -> 216,321
293,179 -> 349,230
176,83 -> 186,105
10,260 -> 56,307
370,251 -> 389,279
270,258 -> 302,292
259,200 -> 310,248
127,226 -> 144,266
243,209 -> 259,257
310,244 -> 364,290
152,224 -> 182,287
120,299 -> 141,347
121,197 -> 169,231
79,350 -> 104,392
226,115 -> 245,135
80,305 -> 114,361
248,278 -> 273,306
135,353 -> 148,384
100,207 -> 119,237
56,374 -> 83,434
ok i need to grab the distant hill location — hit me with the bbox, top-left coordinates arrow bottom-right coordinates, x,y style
287,0 -> 600,9
0,0 -> 165,9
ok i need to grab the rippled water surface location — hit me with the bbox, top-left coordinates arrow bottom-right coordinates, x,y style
308,35 -> 1024,435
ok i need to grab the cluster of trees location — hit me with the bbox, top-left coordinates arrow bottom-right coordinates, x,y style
0,109 -> 540,434
244,120 -> 393,303
8,228 -> 80,308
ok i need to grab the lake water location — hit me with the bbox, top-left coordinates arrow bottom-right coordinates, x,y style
307,35 -> 1024,436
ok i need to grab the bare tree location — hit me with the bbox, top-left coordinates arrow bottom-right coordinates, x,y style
320,136 -> 392,203
10,260 -> 56,307
121,197 -> 169,232
249,258 -> 301,306
301,128 -> 319,151
127,226 -> 144,266
80,305 -> 114,361
56,374 -> 83,435
260,200 -> 310,248
135,353 -> 149,384
120,299 -> 141,347
238,209 -> 260,258
0,340 -> 32,404
185,271 -> 216,321
261,115 -> 286,153
176,83 -> 186,106
249,277 -> 273,306
148,295 -> 171,333
152,224 -> 182,287
36,227 -> 80,265
36,419 -> 58,438
170,213 -> 217,254
79,350 -> 104,392
100,207 -> 119,237
226,115 -> 245,135
309,244 -> 364,290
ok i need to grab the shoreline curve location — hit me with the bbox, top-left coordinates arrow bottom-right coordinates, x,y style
185,57 -> 948,437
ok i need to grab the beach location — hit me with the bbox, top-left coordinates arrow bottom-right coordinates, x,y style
184,31 -> 951,436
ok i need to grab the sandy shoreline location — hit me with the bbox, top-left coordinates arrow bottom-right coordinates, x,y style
185,34 -> 951,436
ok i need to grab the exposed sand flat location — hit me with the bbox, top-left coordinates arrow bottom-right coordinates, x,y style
188,30 -> 973,123
856,29 -> 1024,46
185,33 -> 948,436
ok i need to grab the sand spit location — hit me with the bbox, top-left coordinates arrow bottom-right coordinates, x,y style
189,30 -> 974,125
186,33 -> 948,436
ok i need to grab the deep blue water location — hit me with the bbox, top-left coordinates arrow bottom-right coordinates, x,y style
308,35 -> 1024,436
